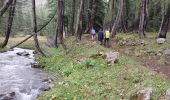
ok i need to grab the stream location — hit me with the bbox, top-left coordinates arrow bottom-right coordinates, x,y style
0,48 -> 52,100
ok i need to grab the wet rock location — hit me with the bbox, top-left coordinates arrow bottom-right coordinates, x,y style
165,49 -> 170,56
31,62 -> 41,68
157,38 -> 166,44
0,92 -> 15,100
39,84 -> 51,91
33,51 -> 38,54
16,51 -> 30,56
19,88 -> 31,94
166,88 -> 170,100
42,78 -> 53,83
105,52 -> 119,64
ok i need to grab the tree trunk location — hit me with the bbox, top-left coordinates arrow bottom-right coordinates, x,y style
85,0 -> 94,33
75,0 -> 83,42
32,0 -> 45,56
158,4 -> 170,38
121,0 -> 127,33
1,0 -> 16,48
0,0 -> 13,16
10,13 -> 55,49
111,0 -> 124,37
70,0 -> 75,36
138,0 -> 147,39
55,0 -> 63,47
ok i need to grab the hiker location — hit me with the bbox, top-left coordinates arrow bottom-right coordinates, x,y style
91,28 -> 96,41
104,28 -> 111,48
98,29 -> 104,45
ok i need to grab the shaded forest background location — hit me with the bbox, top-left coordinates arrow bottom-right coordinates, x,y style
0,0 -> 170,51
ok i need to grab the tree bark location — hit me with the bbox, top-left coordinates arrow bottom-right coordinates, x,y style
75,0 -> 83,41
85,0 -> 94,33
32,0 -> 45,56
138,0 -> 147,39
55,0 -> 63,47
111,0 -> 124,37
158,4 -> 170,38
10,13 -> 56,49
70,0 -> 75,36
121,0 -> 127,33
1,0 -> 16,48
0,0 -> 13,16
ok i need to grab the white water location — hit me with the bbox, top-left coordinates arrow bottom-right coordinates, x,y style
0,48 -> 49,100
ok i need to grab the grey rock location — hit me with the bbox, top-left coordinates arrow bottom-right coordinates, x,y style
157,38 -> 166,44
39,84 -> 51,91
0,92 -> 15,100
137,87 -> 152,100
33,51 -> 38,54
31,62 -> 41,68
47,37 -> 55,47
165,49 -> 170,56
19,88 -> 31,94
16,51 -> 30,56
105,52 -> 119,64
166,88 -> 170,100
42,78 -> 53,83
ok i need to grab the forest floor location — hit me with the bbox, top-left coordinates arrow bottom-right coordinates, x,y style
35,33 -> 170,99
0,33 -> 170,99
111,32 -> 170,80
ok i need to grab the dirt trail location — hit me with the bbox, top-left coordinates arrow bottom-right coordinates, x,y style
112,46 -> 170,80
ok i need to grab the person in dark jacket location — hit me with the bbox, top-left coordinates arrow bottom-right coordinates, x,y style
98,29 -> 104,45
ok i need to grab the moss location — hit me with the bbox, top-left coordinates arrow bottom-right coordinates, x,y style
0,47 -> 7,53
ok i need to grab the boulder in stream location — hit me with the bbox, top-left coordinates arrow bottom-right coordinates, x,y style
16,51 -> 30,56
31,62 -> 41,68
0,92 -> 15,100
42,78 -> 54,83
39,84 -> 51,91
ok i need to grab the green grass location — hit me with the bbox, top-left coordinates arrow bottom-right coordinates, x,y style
37,37 -> 170,100
0,47 -> 7,52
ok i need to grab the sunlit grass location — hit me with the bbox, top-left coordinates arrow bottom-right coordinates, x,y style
0,35 -> 47,50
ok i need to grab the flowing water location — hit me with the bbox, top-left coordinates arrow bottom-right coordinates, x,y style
0,48 -> 50,100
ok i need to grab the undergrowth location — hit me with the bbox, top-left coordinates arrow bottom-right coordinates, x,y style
37,36 -> 170,100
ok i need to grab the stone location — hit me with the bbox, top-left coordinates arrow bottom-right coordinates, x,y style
90,52 -> 103,58
137,87 -> 152,100
0,92 -> 15,100
157,38 -> 166,44
31,62 -> 41,68
33,51 -> 38,54
105,52 -> 119,64
79,57 -> 87,62
166,88 -> 170,100
47,37 -> 55,47
165,49 -> 170,56
42,78 -> 53,83
39,84 -> 51,91
156,50 -> 163,56
16,51 -> 30,56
